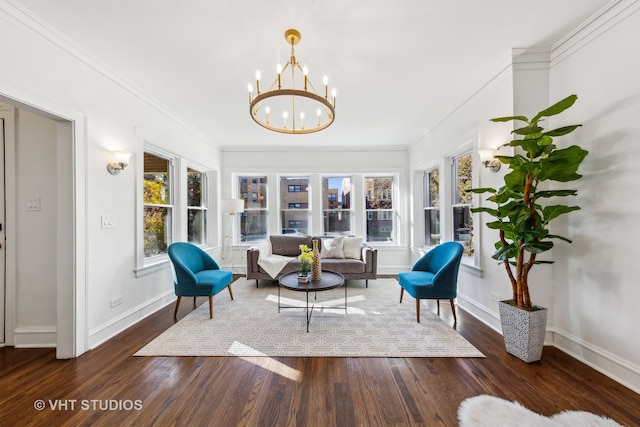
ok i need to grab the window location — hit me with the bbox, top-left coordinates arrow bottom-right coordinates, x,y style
143,151 -> 173,257
239,176 -> 268,241
452,152 -> 473,256
187,167 -> 207,246
322,176 -> 353,236
280,176 -> 309,235
424,168 -> 440,246
364,176 -> 394,242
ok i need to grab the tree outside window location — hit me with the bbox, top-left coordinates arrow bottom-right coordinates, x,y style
143,152 -> 173,257
424,168 -> 440,246
452,153 -> 473,255
187,168 -> 207,246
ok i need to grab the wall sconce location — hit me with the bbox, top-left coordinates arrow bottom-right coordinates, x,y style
107,151 -> 132,175
478,148 -> 501,173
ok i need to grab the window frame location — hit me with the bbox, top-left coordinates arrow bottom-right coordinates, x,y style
186,165 -> 209,247
451,151 -> 474,258
238,175 -> 269,242
279,176 -> 311,235
423,167 -> 440,247
139,146 -> 175,267
364,175 -> 397,244
321,175 -> 354,237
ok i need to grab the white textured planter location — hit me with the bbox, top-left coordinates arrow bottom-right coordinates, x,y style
498,301 -> 548,363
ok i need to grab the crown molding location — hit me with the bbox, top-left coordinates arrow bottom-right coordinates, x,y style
551,0 -> 640,65
220,144 -> 409,153
0,0 -> 219,149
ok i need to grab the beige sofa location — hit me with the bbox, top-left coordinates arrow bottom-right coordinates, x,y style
246,235 -> 377,287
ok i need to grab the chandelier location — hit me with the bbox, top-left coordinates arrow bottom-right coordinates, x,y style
248,29 -> 336,134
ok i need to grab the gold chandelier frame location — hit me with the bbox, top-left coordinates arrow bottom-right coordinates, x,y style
248,29 -> 336,134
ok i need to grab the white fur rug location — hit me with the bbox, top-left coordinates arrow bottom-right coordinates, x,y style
458,395 -> 623,427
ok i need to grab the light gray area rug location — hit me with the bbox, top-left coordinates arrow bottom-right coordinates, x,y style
135,278 -> 484,358
458,395 -> 623,427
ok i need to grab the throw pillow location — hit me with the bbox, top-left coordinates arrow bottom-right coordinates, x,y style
343,236 -> 363,259
321,236 -> 345,259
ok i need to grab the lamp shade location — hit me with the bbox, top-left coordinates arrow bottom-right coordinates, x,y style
113,151 -> 132,165
222,199 -> 245,213
478,149 -> 496,163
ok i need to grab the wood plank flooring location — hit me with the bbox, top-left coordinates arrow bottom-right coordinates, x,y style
1,279 -> 639,426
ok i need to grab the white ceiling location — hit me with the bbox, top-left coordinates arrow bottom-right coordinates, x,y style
11,0 -> 611,149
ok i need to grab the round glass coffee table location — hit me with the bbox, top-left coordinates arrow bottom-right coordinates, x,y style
278,270 -> 346,332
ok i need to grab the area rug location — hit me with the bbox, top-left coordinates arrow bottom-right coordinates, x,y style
134,278 -> 484,358
458,395 -> 623,427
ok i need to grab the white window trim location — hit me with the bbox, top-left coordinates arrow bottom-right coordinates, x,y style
364,174 -> 399,245
423,167 -> 440,248
279,175 -> 311,235
321,175 -> 354,236
445,142 -> 480,268
136,145 -> 176,276
186,164 -> 210,248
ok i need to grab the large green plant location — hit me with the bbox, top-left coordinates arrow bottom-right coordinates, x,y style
470,94 -> 588,310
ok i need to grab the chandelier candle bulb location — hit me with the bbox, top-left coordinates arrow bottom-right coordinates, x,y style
265,106 -> 270,124
283,111 -> 288,128
277,64 -> 282,89
248,84 -> 253,103
323,75 -> 329,98
303,66 -> 308,91
332,88 -> 337,107
255,70 -> 261,94
317,108 -> 321,126
300,112 -> 305,129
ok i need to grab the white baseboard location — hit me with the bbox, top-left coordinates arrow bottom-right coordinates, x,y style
88,290 -> 175,349
14,326 -> 56,348
460,294 -> 640,394
552,329 -> 640,395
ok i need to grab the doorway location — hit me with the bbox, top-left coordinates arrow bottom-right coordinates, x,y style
0,97 -> 86,358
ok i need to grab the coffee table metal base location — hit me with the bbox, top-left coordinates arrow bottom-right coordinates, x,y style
278,271 -> 346,332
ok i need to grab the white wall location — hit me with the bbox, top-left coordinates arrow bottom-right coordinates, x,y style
1,3 -> 222,352
548,3 -> 640,392
410,62 -> 516,332
409,3 -> 640,393
13,109 -> 58,346
221,147 -> 411,273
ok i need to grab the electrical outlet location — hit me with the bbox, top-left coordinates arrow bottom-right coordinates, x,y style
490,292 -> 501,302
110,296 -> 122,308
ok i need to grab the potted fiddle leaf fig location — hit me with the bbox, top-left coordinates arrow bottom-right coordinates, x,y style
469,94 -> 588,362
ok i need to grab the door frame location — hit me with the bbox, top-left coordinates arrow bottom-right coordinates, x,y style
0,92 -> 88,358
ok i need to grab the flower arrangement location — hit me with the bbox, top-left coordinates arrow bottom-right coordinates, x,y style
297,244 -> 313,276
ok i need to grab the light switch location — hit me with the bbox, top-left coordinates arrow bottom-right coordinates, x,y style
101,215 -> 114,229
26,198 -> 41,211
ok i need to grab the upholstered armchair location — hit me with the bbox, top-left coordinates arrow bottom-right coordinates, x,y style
168,242 -> 234,320
398,242 -> 464,324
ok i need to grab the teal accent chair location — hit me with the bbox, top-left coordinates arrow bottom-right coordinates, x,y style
398,242 -> 464,324
168,242 -> 234,320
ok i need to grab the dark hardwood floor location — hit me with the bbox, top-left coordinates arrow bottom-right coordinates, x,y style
1,278 -> 639,426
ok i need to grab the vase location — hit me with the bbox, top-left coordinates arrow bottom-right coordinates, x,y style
311,239 -> 322,281
498,300 -> 548,363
